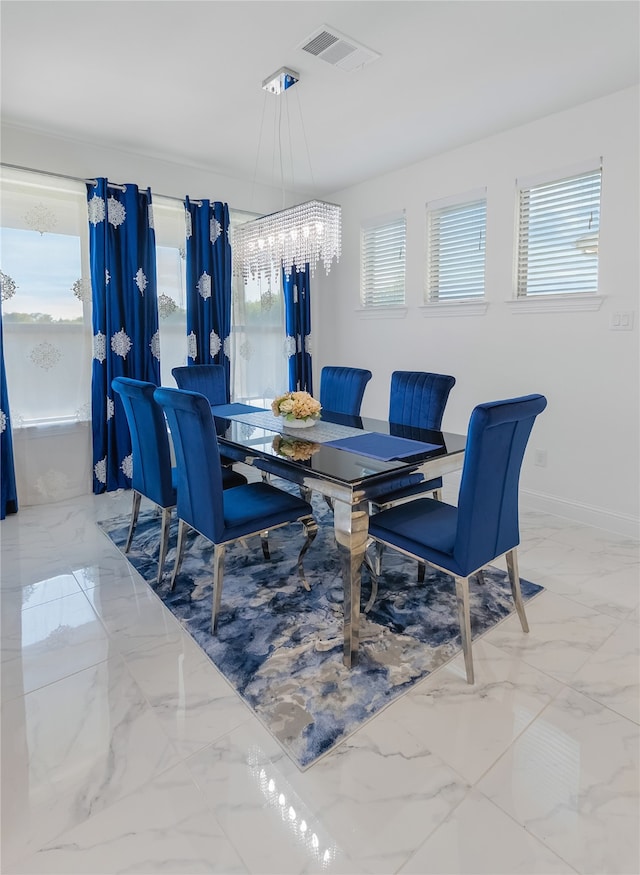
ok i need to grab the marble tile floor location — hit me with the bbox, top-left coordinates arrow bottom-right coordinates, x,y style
1,483 -> 638,875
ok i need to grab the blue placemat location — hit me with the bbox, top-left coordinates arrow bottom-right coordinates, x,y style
211,403 -> 268,416
324,432 -> 442,461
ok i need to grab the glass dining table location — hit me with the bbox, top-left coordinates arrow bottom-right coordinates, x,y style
211,403 -> 467,668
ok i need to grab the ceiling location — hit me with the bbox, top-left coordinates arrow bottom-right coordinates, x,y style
1,1 -> 638,197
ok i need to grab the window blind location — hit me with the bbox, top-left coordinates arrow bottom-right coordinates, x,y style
426,198 -> 486,301
361,214 -> 406,307
517,168 -> 601,297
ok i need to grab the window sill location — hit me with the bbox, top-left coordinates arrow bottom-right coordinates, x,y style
420,300 -> 488,318
355,306 -> 408,320
506,294 -> 605,314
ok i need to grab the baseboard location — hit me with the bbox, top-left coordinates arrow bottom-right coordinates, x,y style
521,488 -> 640,539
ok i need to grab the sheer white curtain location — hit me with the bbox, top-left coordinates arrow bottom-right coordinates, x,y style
152,197 -> 188,387
0,166 -> 92,505
228,210 -> 288,405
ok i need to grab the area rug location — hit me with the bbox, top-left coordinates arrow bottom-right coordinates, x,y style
99,495 -> 543,769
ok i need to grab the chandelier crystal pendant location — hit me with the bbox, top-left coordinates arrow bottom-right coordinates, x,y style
232,67 -> 342,282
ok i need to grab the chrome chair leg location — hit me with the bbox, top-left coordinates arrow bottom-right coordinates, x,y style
433,488 -> 442,501
260,531 -> 270,560
374,541 -> 384,576
211,543 -> 225,634
418,562 -> 426,583
475,568 -> 486,586
296,516 -> 318,591
157,507 -> 172,584
170,519 -> 188,591
299,486 -> 313,504
124,490 -> 142,552
454,575 -> 474,684
362,541 -> 379,614
506,548 -> 529,633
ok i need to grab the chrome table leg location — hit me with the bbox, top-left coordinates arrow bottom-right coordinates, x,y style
333,498 -> 369,668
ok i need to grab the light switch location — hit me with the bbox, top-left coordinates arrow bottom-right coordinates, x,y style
609,311 -> 635,330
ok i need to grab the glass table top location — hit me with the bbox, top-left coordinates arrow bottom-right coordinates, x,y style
213,406 -> 466,489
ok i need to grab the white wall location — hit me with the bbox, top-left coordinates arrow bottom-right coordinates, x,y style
313,87 -> 639,536
0,122 -> 293,214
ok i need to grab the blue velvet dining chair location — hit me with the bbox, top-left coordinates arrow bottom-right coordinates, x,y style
153,386 -> 318,632
319,366 -> 372,416
112,377 -> 247,583
369,370 -> 456,507
111,377 -> 177,584
171,364 -> 226,405
364,394 -> 547,684
172,364 -> 238,470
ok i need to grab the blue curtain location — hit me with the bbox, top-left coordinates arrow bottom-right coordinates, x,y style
0,304 -> 18,519
283,264 -> 313,393
184,198 -> 232,400
87,179 -> 159,493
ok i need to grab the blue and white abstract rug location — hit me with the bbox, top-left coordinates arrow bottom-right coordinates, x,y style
99,495 -> 543,769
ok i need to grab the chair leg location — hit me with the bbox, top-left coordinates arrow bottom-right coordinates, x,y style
169,519 -> 188,591
296,515 -> 318,592
432,488 -> 442,501
157,507 -> 172,584
475,569 -> 486,587
454,576 -> 474,684
260,531 -> 270,560
211,543 -> 226,634
418,562 -> 426,583
124,491 -> 142,553
506,548 -> 529,633
374,541 -> 384,576
362,545 -> 379,614
299,486 -> 313,504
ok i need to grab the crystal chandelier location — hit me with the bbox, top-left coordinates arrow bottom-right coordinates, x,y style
232,68 -> 342,282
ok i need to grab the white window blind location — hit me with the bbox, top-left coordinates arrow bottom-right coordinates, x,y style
426,197 -> 486,301
361,213 -> 406,307
516,167 -> 601,297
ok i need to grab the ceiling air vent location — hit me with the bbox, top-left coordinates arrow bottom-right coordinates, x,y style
299,26 -> 380,72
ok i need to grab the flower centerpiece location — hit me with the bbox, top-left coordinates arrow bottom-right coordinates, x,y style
271,391 -> 321,428
272,435 -> 320,462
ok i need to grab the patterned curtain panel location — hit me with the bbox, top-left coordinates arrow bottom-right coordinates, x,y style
0,305 -> 18,519
283,264 -> 313,393
184,198 -> 232,400
87,179 -> 160,493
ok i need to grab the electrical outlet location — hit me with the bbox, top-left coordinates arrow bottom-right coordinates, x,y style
534,449 -> 547,467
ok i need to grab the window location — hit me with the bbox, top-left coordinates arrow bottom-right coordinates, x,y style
360,212 -> 406,307
229,210 -> 288,405
426,195 -> 486,302
516,166 -> 601,297
0,166 -> 92,425
152,197 -> 187,386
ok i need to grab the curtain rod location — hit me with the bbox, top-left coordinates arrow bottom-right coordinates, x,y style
0,162 -> 191,205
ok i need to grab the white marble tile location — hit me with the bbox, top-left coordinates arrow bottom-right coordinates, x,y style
10,763 -> 247,874
478,687 -> 640,875
385,639 -> 563,783
484,590 -> 620,683
86,581 -> 184,654
570,619 -> 640,724
0,590 -> 111,682
527,560 -> 640,621
1,655 -> 180,867
274,708 -> 471,874
72,558 -> 149,601
185,721 -> 383,874
1,573 -> 82,610
399,789 -> 577,874
124,634 -> 252,756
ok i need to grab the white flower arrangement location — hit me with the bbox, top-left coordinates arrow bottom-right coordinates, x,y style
271,391 -> 321,422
